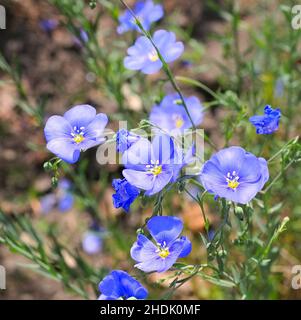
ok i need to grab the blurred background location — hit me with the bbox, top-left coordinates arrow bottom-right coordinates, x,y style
0,0 -> 301,299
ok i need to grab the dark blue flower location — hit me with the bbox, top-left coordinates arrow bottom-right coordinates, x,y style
40,178 -> 74,214
150,93 -> 203,133
249,105 -> 281,134
117,0 -> 164,34
124,29 -> 184,74
131,216 -> 191,273
200,146 -> 269,204
44,104 -> 108,163
39,19 -> 58,33
98,270 -> 148,300
116,129 -> 140,153
112,178 -> 140,212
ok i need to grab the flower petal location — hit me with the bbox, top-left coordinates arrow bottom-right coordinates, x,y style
141,60 -> 163,74
46,138 -> 80,164
122,138 -> 152,169
44,115 -> 72,142
63,104 -> 96,128
178,236 -> 192,258
151,134 -> 174,164
85,113 -> 108,140
145,170 -> 173,196
122,169 -> 154,190
147,216 -> 183,245
131,234 -> 158,262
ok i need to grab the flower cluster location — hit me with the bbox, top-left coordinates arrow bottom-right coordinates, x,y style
42,0 -> 281,301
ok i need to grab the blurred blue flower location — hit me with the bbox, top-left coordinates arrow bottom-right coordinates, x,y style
124,29 -> 184,74
122,134 -> 179,196
112,178 -> 140,212
40,194 -> 56,214
149,93 -> 204,133
131,216 -> 191,273
40,178 -> 74,214
39,19 -> 58,33
249,105 -> 281,134
117,0 -> 164,34
44,104 -> 108,163
200,146 -> 269,204
73,28 -> 89,47
116,129 -> 140,153
82,224 -> 106,255
274,78 -> 284,98
98,270 -> 148,300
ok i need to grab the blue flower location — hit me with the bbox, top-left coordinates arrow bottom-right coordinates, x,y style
117,0 -> 164,34
131,216 -> 191,273
82,224 -> 105,255
112,179 -> 140,212
40,178 -> 74,214
150,93 -> 204,133
39,19 -> 58,33
98,270 -> 148,300
40,194 -> 56,214
200,146 -> 269,204
122,134 -> 180,196
73,28 -> 89,47
44,104 -> 108,164
274,78 -> 284,98
116,129 -> 140,153
249,105 -> 281,134
124,29 -> 184,74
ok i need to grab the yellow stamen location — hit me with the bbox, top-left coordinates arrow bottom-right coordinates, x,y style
227,179 -> 239,190
148,51 -> 159,62
158,248 -> 170,259
73,134 -> 85,144
175,117 -> 184,128
151,165 -> 162,176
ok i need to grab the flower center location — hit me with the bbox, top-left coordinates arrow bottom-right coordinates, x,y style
173,114 -> 184,128
157,241 -> 170,259
158,247 -> 170,259
226,171 -> 240,190
148,50 -> 159,62
146,160 -> 162,176
71,126 -> 85,144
